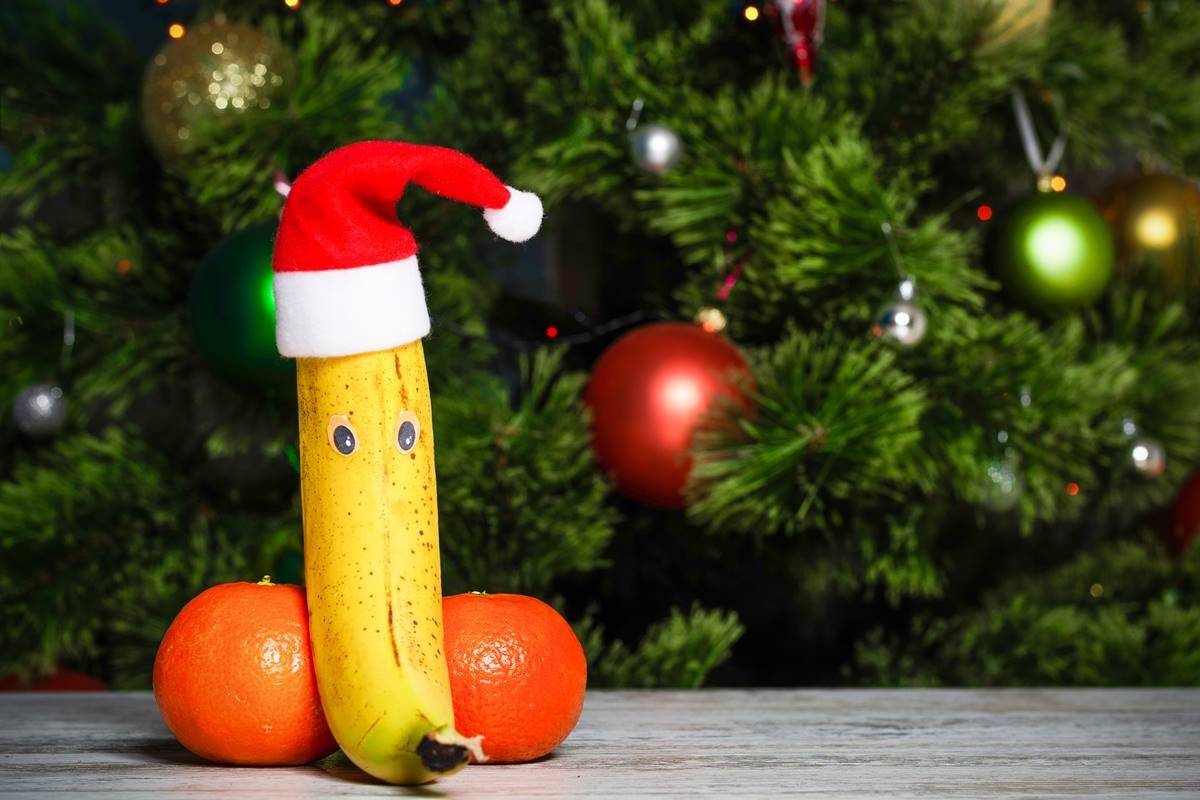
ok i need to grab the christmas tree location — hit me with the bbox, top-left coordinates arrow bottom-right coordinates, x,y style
2,0 -> 1199,690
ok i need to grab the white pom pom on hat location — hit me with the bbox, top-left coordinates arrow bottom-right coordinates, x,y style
272,141 -> 543,359
484,188 -> 543,243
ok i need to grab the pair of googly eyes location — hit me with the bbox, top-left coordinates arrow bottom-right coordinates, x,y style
326,412 -> 420,457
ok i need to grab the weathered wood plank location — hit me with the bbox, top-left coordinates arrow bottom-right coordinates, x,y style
1,690 -> 1198,798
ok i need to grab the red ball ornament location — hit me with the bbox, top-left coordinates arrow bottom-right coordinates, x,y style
585,322 -> 753,509
1170,469 -> 1200,558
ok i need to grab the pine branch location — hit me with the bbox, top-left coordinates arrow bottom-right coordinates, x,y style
583,604 -> 744,689
852,538 -> 1200,686
435,348 -> 617,596
688,328 -> 931,536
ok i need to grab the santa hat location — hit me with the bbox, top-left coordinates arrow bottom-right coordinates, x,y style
272,141 -> 543,358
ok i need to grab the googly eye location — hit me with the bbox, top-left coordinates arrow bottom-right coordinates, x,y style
327,415 -> 358,456
395,410 -> 420,453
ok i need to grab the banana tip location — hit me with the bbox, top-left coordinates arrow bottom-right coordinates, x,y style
418,731 -> 487,772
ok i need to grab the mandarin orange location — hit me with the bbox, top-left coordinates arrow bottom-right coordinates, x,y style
443,592 -> 586,763
152,578 -> 336,765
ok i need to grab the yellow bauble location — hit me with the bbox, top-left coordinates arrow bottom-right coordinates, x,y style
141,19 -> 292,161
1096,172 -> 1200,292
975,0 -> 1054,48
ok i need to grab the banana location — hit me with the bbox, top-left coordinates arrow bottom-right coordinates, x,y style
297,341 -> 484,784
273,140 -> 542,783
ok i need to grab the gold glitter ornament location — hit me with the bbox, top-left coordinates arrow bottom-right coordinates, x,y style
141,19 -> 292,162
1096,172 -> 1200,293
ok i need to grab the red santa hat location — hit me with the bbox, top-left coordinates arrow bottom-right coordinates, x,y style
272,141 -> 543,358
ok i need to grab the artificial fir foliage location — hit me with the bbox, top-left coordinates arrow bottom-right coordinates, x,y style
2,0 -> 1200,689
435,349 -> 617,598
852,539 -> 1200,686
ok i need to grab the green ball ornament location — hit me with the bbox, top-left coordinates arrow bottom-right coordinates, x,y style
190,223 -> 293,390
989,192 -> 1115,311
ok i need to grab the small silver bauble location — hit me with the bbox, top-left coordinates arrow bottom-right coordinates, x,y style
12,383 -> 67,437
1130,437 -> 1166,478
981,455 -> 1023,511
873,300 -> 928,347
630,123 -> 683,174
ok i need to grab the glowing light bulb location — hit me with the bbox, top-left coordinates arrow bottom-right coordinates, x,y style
977,205 -> 993,222
1050,175 -> 1067,192
744,6 -> 760,21
168,23 -> 186,39
1134,208 -> 1178,249
545,325 -> 559,339
284,0 -> 301,8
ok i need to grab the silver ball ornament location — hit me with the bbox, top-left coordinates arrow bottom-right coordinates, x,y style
1130,437 -> 1166,478
981,455 -> 1023,511
12,383 -> 67,437
630,123 -> 683,174
873,300 -> 928,347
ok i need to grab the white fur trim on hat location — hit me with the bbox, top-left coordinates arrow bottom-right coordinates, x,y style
273,257 -> 430,358
483,186 -> 543,243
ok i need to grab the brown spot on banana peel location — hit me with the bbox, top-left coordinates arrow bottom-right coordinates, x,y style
379,467 -> 402,669
372,396 -> 405,671
394,353 -> 411,407
384,587 -> 401,668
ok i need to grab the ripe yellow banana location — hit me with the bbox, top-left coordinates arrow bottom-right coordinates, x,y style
296,341 -> 484,784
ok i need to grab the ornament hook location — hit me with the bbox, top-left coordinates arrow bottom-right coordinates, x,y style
625,98 -> 645,133
1011,88 -> 1068,184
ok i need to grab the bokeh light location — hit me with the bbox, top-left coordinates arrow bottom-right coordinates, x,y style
695,307 -> 727,334
1134,208 -> 1178,248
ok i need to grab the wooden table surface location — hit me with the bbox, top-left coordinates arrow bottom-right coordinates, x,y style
1,689 -> 1198,798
